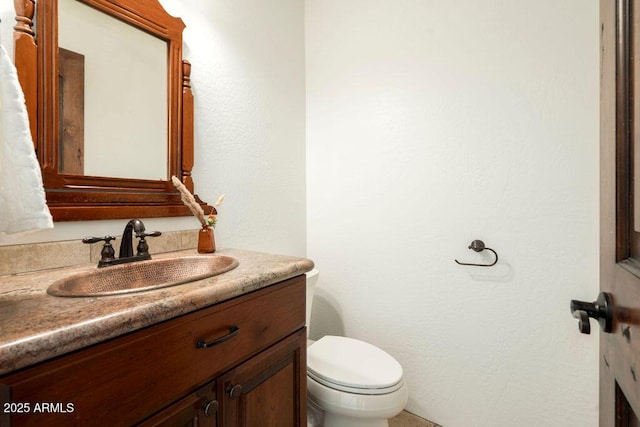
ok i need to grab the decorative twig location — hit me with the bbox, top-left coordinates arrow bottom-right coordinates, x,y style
206,194 -> 225,228
171,176 -> 206,226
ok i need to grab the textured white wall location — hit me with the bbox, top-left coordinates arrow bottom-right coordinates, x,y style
306,1 -> 600,426
0,0 -> 306,257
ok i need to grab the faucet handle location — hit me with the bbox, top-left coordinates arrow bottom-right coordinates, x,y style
136,231 -> 161,257
137,231 -> 162,239
82,236 -> 115,245
82,236 -> 116,266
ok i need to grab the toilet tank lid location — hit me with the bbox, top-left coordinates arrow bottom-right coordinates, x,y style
305,269 -> 319,279
307,335 -> 403,390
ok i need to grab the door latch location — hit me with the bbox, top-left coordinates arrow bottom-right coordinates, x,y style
570,291 -> 613,334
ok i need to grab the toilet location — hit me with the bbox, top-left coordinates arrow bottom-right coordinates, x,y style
305,269 -> 409,427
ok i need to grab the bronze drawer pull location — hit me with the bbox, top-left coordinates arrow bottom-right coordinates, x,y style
196,325 -> 239,349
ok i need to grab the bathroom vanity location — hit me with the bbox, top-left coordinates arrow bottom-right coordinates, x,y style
0,248 -> 312,426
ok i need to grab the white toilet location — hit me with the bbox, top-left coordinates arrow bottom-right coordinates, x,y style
305,269 -> 409,427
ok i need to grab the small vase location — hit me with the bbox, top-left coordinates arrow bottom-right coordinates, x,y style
197,225 -> 216,253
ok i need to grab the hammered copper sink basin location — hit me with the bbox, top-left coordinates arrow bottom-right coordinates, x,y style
47,255 -> 239,297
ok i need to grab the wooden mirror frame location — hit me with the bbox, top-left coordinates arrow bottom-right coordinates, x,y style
13,0 -> 212,221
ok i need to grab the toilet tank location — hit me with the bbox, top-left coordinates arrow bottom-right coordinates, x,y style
305,269 -> 319,332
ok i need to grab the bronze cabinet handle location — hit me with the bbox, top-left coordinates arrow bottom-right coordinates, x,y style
227,384 -> 243,400
201,399 -> 218,417
195,325 -> 239,349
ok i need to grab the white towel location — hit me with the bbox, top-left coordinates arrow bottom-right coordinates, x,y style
0,44 -> 53,235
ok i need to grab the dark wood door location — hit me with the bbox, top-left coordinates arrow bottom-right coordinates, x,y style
599,0 -> 640,424
218,330 -> 307,427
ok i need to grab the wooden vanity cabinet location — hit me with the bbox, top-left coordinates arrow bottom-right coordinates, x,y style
0,276 -> 307,427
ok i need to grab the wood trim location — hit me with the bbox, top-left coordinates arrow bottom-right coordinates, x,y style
616,0 -> 633,262
182,60 -> 195,192
13,0 -> 37,144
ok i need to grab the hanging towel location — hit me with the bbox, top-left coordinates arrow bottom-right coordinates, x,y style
0,44 -> 53,235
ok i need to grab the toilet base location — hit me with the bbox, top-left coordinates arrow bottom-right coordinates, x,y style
308,399 -> 324,427
307,375 -> 408,424
308,398 -> 394,427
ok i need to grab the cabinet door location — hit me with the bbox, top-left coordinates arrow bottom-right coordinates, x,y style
137,381 -> 218,427
218,329 -> 306,427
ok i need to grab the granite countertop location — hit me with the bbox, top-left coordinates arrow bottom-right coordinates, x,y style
0,247 -> 314,375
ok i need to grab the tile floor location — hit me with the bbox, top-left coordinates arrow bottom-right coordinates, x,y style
389,410 -> 441,427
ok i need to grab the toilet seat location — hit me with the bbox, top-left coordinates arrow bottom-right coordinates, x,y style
307,336 -> 404,395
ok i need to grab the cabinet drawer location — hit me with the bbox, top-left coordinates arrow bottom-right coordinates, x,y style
0,276 -> 305,426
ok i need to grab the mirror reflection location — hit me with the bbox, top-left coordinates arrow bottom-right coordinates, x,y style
57,0 -> 168,180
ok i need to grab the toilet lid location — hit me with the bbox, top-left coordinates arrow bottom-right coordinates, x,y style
307,336 -> 404,395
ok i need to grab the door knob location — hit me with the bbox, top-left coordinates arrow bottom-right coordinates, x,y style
570,291 -> 613,334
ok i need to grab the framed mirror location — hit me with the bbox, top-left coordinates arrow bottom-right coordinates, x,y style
13,0 -> 212,221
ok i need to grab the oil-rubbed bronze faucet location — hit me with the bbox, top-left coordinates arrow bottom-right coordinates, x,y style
119,219 -> 161,259
83,219 -> 161,267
